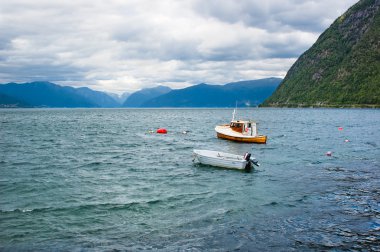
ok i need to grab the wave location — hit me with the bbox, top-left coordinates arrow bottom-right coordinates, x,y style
0,192 -> 213,215
0,202 -> 152,215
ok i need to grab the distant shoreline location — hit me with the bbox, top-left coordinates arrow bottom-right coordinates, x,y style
1,106 -> 379,109
260,104 -> 380,109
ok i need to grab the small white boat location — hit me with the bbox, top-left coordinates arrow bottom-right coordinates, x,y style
193,149 -> 259,171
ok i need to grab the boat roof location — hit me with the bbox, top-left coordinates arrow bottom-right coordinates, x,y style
231,120 -> 256,124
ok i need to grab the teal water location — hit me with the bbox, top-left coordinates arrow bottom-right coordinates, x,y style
0,108 -> 379,251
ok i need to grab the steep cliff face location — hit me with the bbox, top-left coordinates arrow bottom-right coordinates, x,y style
263,0 -> 380,107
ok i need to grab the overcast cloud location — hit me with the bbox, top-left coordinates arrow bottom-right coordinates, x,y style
0,0 -> 358,93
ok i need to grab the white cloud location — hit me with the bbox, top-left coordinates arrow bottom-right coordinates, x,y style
0,0 -> 358,93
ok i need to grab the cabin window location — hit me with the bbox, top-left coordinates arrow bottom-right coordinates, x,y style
248,123 -> 251,128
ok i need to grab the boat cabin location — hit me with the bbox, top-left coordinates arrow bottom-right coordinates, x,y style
230,120 -> 258,136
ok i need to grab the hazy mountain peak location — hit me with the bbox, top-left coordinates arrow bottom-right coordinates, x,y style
122,85 -> 172,107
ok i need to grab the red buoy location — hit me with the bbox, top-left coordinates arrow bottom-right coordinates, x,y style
156,128 -> 167,134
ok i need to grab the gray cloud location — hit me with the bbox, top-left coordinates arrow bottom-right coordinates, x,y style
193,0 -> 358,32
0,0 -> 358,93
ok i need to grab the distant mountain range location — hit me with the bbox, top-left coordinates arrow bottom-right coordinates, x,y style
123,86 -> 172,107
142,78 -> 282,107
262,0 -> 380,108
0,82 -> 118,108
0,78 -> 281,108
74,87 -> 120,107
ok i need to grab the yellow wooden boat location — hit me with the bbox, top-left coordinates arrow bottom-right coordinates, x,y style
215,110 -> 267,144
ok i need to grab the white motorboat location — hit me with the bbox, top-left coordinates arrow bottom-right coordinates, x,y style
193,149 -> 259,171
215,109 -> 267,144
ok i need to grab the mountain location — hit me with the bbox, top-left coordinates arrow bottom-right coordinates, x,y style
122,86 -> 172,107
0,78 -> 280,108
107,92 -> 130,104
262,0 -> 380,108
75,87 -> 120,107
0,82 -> 96,107
141,78 -> 282,107
0,93 -> 30,108
0,81 -> 120,108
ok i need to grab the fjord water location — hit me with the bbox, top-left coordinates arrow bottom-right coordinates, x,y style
0,108 -> 379,251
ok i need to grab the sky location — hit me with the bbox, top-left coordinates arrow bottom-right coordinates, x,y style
0,0 -> 358,94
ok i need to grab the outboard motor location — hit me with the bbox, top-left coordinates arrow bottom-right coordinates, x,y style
244,152 -> 251,161
244,152 -> 260,172
244,153 -> 252,172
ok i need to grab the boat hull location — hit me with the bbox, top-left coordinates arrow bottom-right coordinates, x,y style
216,132 -> 267,144
193,149 -> 248,170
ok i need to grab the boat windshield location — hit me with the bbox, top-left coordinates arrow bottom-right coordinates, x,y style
230,122 -> 243,128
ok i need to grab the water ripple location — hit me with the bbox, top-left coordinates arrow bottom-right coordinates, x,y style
0,108 -> 379,251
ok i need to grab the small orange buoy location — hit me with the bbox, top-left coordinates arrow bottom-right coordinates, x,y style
157,128 -> 167,134
338,127 -> 343,131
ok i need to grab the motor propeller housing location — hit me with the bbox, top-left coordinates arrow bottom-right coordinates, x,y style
244,152 -> 260,167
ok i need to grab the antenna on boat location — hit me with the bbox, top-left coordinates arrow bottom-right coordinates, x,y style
232,101 -> 237,121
